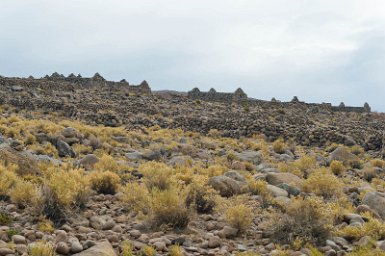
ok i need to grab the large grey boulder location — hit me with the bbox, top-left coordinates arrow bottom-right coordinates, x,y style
362,192 -> 385,219
265,172 -> 302,187
0,144 -> 40,175
61,127 -> 78,138
329,147 -> 360,166
209,171 -> 247,197
78,154 -> 99,169
55,139 -> 76,157
235,150 -> 262,165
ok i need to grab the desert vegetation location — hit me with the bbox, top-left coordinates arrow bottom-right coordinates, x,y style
0,102 -> 385,256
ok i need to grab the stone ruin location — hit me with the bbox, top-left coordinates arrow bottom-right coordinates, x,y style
187,87 -> 248,102
187,88 -> 370,113
0,72 -> 152,95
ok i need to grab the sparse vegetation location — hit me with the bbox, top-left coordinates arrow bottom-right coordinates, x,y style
0,98 -> 382,254
272,138 -> 286,154
269,196 -> 334,245
330,160 -> 346,175
225,204 -> 254,232
89,171 -> 121,194
28,241 -> 56,256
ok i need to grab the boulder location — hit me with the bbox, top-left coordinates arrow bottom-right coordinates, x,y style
55,139 -> 76,157
209,174 -> 244,197
265,172 -> 302,187
79,154 -> 99,169
329,147 -> 360,166
223,170 -> 246,183
0,144 -> 39,175
235,150 -> 262,165
125,151 -> 143,161
168,155 -> 193,167
72,241 -> 116,256
362,192 -> 385,219
61,127 -> 78,138
267,185 -> 289,197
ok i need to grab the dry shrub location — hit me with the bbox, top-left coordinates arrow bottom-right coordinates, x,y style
121,240 -> 134,256
337,214 -> 385,241
139,161 -> 173,190
302,168 -> 344,200
40,168 -> 90,225
294,156 -> 317,176
141,245 -> 156,256
186,180 -> 218,214
89,171 -> 121,194
225,204 -> 254,232
94,154 -> 121,172
350,145 -> 364,155
120,182 -> 150,213
272,138 -> 286,154
330,160 -> 346,176
149,186 -> 190,229
203,165 -> 226,177
0,164 -> 18,198
9,179 -> 41,209
28,241 -> 56,256
363,167 -> 377,182
248,180 -> 271,206
346,246 -> 385,256
169,245 -> 184,256
47,168 -> 90,207
237,252 -> 261,256
121,183 -> 190,229
269,196 -> 333,245
37,219 -> 55,233
371,159 -> 385,168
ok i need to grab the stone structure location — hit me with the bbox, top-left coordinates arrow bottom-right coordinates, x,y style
0,74 -> 381,151
187,87 -> 370,113
0,73 -> 152,95
187,87 -> 248,102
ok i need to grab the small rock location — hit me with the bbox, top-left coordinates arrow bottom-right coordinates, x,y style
70,240 -> 83,253
11,235 -> 26,244
56,242 -> 70,255
0,247 -> 14,255
153,241 -> 166,251
208,236 -> 221,248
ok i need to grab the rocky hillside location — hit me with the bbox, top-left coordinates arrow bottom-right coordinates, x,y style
1,74 -> 385,153
1,75 -> 385,255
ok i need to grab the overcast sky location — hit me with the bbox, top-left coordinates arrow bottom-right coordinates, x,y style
1,1 -> 385,110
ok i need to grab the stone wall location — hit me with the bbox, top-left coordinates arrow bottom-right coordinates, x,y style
187,88 -> 248,102
187,87 -> 370,113
0,73 -> 152,95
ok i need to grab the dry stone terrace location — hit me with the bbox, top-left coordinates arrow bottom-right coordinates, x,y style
0,73 -> 383,151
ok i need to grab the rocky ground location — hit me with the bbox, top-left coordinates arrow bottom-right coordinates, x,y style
1,83 -> 385,255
